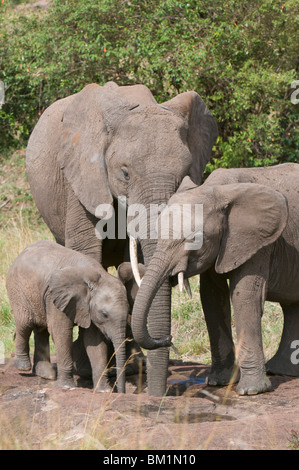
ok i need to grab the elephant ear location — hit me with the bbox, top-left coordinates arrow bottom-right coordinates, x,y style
49,266 -> 101,328
175,175 -> 198,193
162,91 -> 218,184
57,83 -> 135,216
117,262 -> 145,309
214,183 -> 288,274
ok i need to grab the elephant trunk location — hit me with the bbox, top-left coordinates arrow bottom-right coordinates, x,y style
111,324 -> 127,393
129,181 -> 175,396
131,249 -> 172,350
137,241 -> 173,396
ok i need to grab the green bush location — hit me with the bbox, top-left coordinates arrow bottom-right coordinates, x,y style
0,0 -> 298,169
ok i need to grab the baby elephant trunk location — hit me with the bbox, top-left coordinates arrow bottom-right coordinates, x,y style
111,327 -> 127,393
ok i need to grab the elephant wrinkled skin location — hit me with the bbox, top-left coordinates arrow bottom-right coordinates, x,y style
6,241 -> 129,393
25,81 -> 218,396
132,164 -> 299,396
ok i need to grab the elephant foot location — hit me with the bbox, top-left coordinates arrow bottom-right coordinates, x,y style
206,364 -> 239,387
15,355 -> 32,372
236,373 -> 271,396
266,353 -> 299,377
91,370 -> 113,392
33,361 -> 56,380
55,376 -> 76,388
94,381 -> 113,393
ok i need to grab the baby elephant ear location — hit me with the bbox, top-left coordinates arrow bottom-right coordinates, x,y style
214,183 -> 288,274
49,267 -> 100,328
117,262 -> 145,308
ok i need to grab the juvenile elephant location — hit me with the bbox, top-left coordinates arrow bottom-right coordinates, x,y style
132,163 -> 299,395
25,81 -> 218,396
6,241 -> 129,393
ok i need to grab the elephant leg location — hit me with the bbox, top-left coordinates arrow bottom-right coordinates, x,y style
32,328 -> 56,380
72,328 -> 92,378
266,302 -> 299,377
82,324 -> 112,392
48,308 -> 75,388
200,269 -> 237,386
230,259 -> 271,395
14,323 -> 32,372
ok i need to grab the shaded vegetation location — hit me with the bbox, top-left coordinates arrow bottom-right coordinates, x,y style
0,0 -> 298,169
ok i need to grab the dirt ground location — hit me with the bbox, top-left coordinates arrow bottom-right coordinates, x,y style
1,355 -> 299,450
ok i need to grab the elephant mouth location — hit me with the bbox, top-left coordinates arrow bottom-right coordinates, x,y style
130,237 -> 192,299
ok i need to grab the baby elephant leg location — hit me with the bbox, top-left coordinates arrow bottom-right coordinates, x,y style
48,306 -> 75,388
32,328 -> 56,380
72,327 -> 92,378
15,323 -> 32,372
10,292 -> 33,371
83,324 -> 112,392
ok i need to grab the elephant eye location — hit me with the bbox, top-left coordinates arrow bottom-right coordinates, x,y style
121,167 -> 130,181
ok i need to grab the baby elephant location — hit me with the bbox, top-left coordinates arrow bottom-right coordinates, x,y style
6,240 -> 129,393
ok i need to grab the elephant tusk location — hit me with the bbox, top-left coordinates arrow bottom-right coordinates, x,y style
178,272 -> 192,299
184,278 -> 192,299
178,272 -> 184,293
129,236 -> 142,287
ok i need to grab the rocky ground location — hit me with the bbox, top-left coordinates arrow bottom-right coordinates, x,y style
1,356 -> 299,450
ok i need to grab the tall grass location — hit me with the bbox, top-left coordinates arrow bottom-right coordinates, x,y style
171,278 -> 284,365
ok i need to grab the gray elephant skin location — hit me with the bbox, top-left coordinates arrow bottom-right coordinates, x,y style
132,163 -> 299,396
25,81 -> 218,396
6,240 -> 130,393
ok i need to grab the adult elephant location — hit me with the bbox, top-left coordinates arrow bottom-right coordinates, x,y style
131,164 -> 299,395
26,81 -> 218,396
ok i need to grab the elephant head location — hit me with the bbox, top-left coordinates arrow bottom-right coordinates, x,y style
132,176 -> 288,350
57,82 -> 218,217
49,266 -> 129,393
